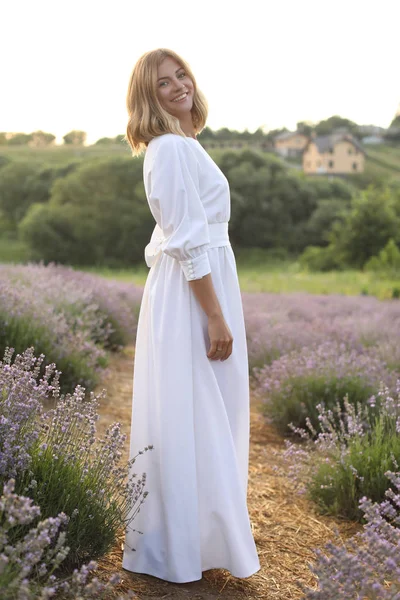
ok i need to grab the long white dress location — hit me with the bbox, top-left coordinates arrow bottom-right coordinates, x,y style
122,133 -> 260,583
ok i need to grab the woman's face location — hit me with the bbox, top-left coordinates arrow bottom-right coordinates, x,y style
156,56 -> 194,118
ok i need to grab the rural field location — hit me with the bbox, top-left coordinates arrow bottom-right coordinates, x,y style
2,113 -> 400,600
2,0 -> 399,594
2,261 -> 400,599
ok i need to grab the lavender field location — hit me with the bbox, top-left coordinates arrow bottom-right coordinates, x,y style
2,266 -> 400,597
0,263 -> 143,392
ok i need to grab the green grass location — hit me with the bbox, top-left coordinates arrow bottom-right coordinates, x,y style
0,143 -> 131,165
364,143 -> 400,182
1,239 -> 397,300
79,259 -> 400,300
0,237 -> 31,263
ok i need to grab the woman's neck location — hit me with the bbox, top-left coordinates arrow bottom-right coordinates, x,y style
179,114 -> 196,139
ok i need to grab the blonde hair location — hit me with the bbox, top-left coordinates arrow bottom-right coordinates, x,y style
125,48 -> 208,156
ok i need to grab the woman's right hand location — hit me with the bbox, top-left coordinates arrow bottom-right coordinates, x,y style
206,314 -> 233,361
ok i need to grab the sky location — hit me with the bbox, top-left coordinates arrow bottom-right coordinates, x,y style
1,0 -> 399,145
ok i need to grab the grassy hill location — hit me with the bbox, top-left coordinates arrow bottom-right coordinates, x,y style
364,143 -> 400,181
0,143 -> 131,166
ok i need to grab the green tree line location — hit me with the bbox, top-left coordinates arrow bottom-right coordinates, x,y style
0,147 -> 399,269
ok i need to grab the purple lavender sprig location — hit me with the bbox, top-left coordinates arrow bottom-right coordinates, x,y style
0,479 -> 137,599
302,468 -> 400,599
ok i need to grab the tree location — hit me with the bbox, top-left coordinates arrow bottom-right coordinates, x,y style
329,185 -> 400,268
63,130 -> 87,145
20,157 -> 154,266
314,115 -> 359,137
297,121 -> 314,136
7,133 -> 32,145
30,130 -> 56,147
0,162 -> 39,231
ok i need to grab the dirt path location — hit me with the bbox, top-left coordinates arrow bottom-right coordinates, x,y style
94,347 -> 360,599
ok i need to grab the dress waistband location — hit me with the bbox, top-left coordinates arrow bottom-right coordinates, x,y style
145,221 -> 230,268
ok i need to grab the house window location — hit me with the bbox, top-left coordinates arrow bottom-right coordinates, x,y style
352,162 -> 358,170
329,160 -> 334,168
329,148 -> 334,154
348,148 -> 353,154
317,160 -> 321,167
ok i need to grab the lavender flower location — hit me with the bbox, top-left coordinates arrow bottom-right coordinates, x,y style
0,479 -> 137,599
302,469 -> 400,599
0,346 -> 152,570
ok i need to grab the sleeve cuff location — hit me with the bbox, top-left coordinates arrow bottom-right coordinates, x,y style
179,252 -> 211,281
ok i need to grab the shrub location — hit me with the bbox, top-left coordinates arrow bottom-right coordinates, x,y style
254,342 -> 395,434
0,263 -> 142,392
281,384 -> 400,521
298,245 -> 343,272
0,479 -> 136,599
302,469 -> 400,599
0,346 -> 152,571
365,238 -> 400,278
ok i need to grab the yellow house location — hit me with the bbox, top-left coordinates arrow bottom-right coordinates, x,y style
302,134 -> 365,174
274,131 -> 309,157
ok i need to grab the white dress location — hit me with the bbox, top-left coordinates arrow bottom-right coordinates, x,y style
122,133 -> 260,583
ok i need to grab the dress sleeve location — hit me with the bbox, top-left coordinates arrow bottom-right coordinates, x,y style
144,135 -> 211,281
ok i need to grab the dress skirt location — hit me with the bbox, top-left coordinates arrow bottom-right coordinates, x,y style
122,222 -> 261,583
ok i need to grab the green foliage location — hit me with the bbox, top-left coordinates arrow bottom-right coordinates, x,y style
0,155 -> 10,169
365,239 -> 400,277
0,237 -> 31,263
309,412 -> 400,521
303,197 -> 350,247
301,184 -> 400,271
298,245 -> 340,272
0,162 -> 40,230
331,185 -> 400,268
14,445 -> 118,569
63,130 -> 87,145
262,375 -> 377,436
219,150 -> 352,254
20,157 -> 155,266
8,133 -> 32,145
0,161 -> 78,237
314,115 -> 360,138
0,310 -> 99,393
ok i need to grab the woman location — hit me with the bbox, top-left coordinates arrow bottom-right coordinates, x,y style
122,48 -> 260,584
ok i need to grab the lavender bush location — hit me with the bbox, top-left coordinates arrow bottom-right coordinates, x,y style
253,341 -> 397,435
279,384 -> 400,520
0,346 -> 152,570
0,263 -> 143,391
303,469 -> 400,599
0,479 -> 137,599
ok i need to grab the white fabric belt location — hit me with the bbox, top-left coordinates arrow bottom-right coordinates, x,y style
145,221 -> 230,268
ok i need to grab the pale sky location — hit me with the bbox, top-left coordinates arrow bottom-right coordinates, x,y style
1,0 -> 399,145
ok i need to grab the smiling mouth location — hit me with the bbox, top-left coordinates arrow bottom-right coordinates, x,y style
172,92 -> 188,102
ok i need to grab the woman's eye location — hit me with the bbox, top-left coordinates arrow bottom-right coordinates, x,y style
178,71 -> 186,78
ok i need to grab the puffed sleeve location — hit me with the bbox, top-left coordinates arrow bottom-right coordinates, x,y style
143,135 -> 211,281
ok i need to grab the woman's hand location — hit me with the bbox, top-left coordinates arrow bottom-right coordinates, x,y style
207,314 -> 233,361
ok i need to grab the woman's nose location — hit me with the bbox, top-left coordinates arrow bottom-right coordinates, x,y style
173,78 -> 185,90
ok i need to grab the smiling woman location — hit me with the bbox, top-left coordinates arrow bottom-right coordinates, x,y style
125,48 -> 208,155
122,48 -> 260,585
156,58 -> 195,136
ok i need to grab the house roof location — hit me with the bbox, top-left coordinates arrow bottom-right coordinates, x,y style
304,133 -> 366,155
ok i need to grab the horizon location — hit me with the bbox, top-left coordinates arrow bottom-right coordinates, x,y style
2,0 -> 399,145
